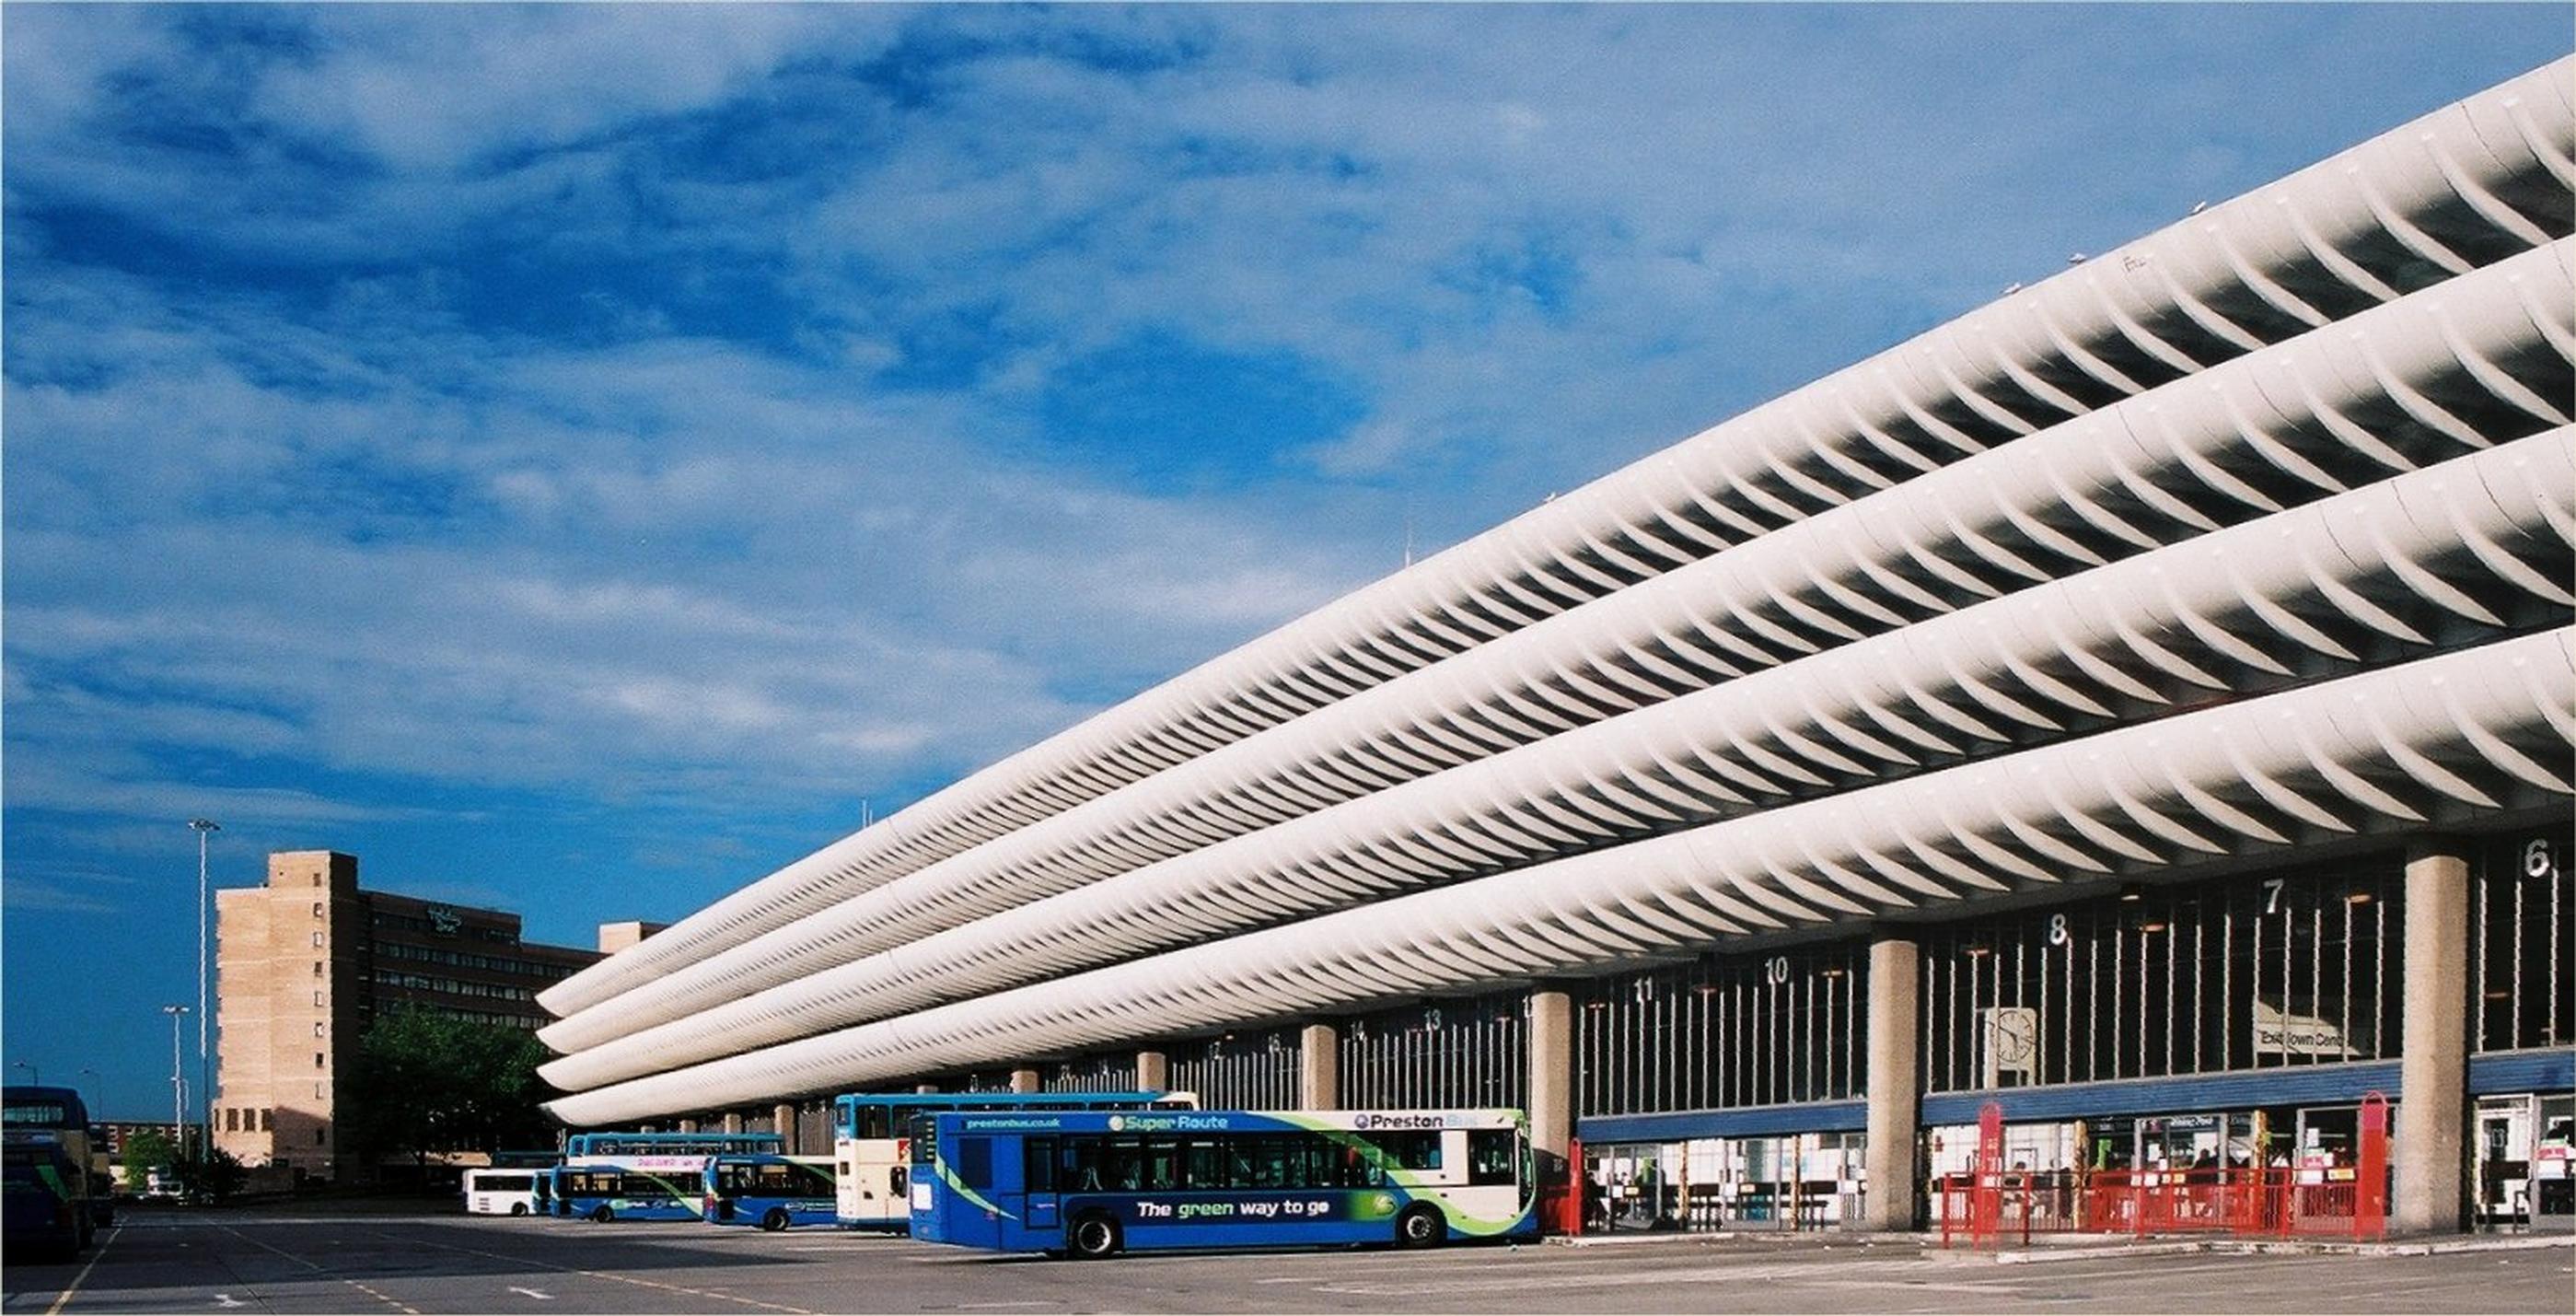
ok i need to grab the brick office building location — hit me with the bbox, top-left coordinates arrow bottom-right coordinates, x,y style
212,851 -> 603,1180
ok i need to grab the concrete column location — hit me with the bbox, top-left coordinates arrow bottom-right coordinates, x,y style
1009,1067 -> 1041,1094
721,1112 -> 744,1135
678,1118 -> 700,1134
1136,1049 -> 1169,1092
773,1103 -> 798,1153
1299,1024 -> 1340,1110
915,1082 -> 940,1094
1527,989 -> 1572,1164
2397,839 -> 2472,1235
1863,935 -> 1922,1233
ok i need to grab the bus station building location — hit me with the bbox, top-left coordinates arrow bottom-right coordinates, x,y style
535,59 -> 2576,1236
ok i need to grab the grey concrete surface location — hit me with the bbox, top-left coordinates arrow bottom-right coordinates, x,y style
6,1209 -> 2568,1315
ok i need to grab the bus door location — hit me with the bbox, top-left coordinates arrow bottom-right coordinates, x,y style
1022,1137 -> 1061,1236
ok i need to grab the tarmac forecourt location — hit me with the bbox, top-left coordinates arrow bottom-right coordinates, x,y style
3,1205 -> 2566,1316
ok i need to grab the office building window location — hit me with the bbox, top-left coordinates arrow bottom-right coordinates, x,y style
313,1021 -> 325,1037
315,1052 -> 325,1069
314,991 -> 324,1007
311,931 -> 324,948
313,902 -> 324,918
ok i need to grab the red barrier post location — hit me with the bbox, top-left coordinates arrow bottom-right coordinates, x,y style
2356,1093 -> 2388,1241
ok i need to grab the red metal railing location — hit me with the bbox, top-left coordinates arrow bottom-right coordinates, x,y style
1938,1166 -> 2391,1246
1941,1093 -> 2390,1248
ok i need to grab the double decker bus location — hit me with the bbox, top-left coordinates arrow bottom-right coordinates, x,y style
911,1108 -> 1537,1259
563,1130 -> 781,1159
3,1087 -> 97,1261
703,1153 -> 838,1229
833,1089 -> 1195,1229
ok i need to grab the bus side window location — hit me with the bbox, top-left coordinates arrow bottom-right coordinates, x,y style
1339,1145 -> 1382,1189
1365,1131 -> 1442,1171
1025,1138 -> 1057,1194
1062,1138 -> 1102,1192
1105,1137 -> 1145,1191
957,1138 -> 992,1190
1468,1130 -> 1516,1186
1143,1138 -> 1181,1192
1299,1142 -> 1336,1190
1182,1138 -> 1224,1190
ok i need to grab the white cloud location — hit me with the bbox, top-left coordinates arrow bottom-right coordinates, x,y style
3,1 -> 2560,900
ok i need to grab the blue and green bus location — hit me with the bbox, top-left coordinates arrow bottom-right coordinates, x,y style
704,1153 -> 838,1230
911,1108 -> 1537,1259
3,1087 -> 97,1261
551,1155 -> 712,1223
833,1089 -> 1196,1229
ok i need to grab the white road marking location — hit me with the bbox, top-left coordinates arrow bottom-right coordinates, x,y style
359,1229 -> 814,1315
210,1222 -> 418,1315
41,1225 -> 119,1316
506,1287 -> 554,1301
213,1297 -> 248,1310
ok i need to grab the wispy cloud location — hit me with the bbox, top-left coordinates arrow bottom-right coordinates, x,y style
4,2 -> 2561,1118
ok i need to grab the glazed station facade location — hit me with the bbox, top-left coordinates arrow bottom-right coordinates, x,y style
540,61 -> 2576,1233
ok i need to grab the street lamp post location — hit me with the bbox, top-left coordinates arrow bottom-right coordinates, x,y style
189,819 -> 219,1147
162,1005 -> 191,1153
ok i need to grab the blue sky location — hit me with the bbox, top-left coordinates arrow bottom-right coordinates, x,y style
4,4 -> 2563,1120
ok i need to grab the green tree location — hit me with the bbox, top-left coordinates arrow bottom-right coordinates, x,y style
343,1008 -> 556,1184
180,1145 -> 247,1205
120,1128 -> 178,1194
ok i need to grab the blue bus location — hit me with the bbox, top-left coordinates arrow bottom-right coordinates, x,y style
704,1153 -> 839,1230
833,1089 -> 1196,1229
3,1087 -> 97,1261
911,1108 -> 1537,1259
551,1155 -> 711,1222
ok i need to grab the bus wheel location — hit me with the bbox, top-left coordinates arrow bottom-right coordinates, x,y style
1395,1204 -> 1445,1249
760,1207 -> 791,1232
590,1205 -> 614,1223
1068,1213 -> 1121,1260
509,1203 -> 528,1217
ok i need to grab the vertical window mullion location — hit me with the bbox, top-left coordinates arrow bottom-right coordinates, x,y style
2374,894 -> 2389,1060
2512,865 -> 2527,1052
2341,889 -> 2356,1063
2309,897 -> 2325,1068
2190,914 -> 2205,1075
2165,905 -> 2178,1077
2113,924 -> 2127,1080
2222,899 -> 2234,1072
2551,842 -> 2565,1046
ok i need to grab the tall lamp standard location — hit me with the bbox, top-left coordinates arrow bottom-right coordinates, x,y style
188,819 -> 219,1149
162,1005 -> 191,1153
